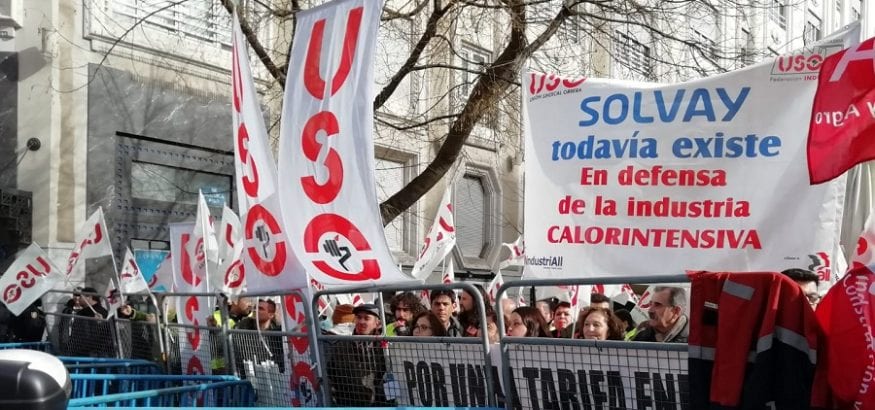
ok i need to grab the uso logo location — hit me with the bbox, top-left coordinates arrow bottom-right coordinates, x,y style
528,73 -> 586,97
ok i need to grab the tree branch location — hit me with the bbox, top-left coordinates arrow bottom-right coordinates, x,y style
220,0 -> 286,87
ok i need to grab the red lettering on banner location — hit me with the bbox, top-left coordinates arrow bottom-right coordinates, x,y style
185,296 -> 201,350
225,224 -> 236,248
3,284 -> 21,304
303,7 -> 363,99
66,223 -> 104,276
180,234 -> 201,287
297,6 -> 382,282
224,260 -> 245,288
300,112 -> 343,204
232,38 -> 243,113
284,293 -> 310,354
185,355 -> 206,406
244,204 -> 288,276
303,214 -> 379,281
290,361 -> 318,407
237,124 -> 260,197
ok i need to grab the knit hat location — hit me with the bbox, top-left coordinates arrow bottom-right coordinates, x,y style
352,303 -> 381,319
332,304 -> 355,325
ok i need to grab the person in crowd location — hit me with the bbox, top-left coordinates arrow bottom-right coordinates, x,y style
500,298 -> 517,327
590,293 -> 612,310
551,301 -> 574,338
459,285 -> 488,314
327,303 -> 389,406
634,286 -> 688,343
116,303 -> 158,360
507,306 -> 551,337
460,308 -> 500,343
535,298 -> 556,326
387,292 -> 424,336
71,287 -> 110,357
235,299 -> 285,374
613,309 -> 639,341
411,311 -> 448,337
326,304 -> 355,335
208,297 -> 253,373
11,300 -> 46,342
430,290 -> 462,336
575,307 -> 624,340
781,268 -> 821,309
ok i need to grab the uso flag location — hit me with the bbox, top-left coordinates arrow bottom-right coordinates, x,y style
277,0 -> 412,286
0,243 -> 63,315
807,36 -> 875,184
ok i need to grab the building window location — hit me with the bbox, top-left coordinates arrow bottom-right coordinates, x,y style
804,12 -> 822,45
614,31 -> 652,77
740,28 -> 755,66
112,0 -> 234,46
851,6 -> 860,21
771,0 -> 788,29
458,43 -> 497,129
374,158 -> 408,254
131,161 -> 232,208
455,174 -> 488,260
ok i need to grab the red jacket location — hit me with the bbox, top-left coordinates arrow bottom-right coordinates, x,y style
688,271 -> 821,409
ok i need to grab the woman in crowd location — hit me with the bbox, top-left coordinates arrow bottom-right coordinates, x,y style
460,308 -> 500,344
575,307 -> 624,340
551,301 -> 574,338
507,306 -> 550,337
410,311 -> 448,337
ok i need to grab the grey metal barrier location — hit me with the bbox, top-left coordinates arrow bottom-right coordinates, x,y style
225,290 -> 322,407
156,292 -> 233,377
43,289 -> 122,358
313,282 -> 497,408
496,275 -> 691,410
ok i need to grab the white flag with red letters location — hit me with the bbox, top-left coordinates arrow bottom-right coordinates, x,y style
231,11 -> 308,292
119,248 -> 150,295
277,0 -> 412,286
65,208 -> 113,283
411,186 -> 456,279
0,243 -> 63,315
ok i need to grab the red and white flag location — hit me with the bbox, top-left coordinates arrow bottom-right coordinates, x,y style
119,248 -> 150,295
486,271 -> 507,304
411,186 -> 456,279
277,0 -> 411,287
214,206 -> 245,296
105,276 -> 123,319
441,257 -> 455,285
65,208 -> 113,283
187,191 -> 218,291
0,243 -> 63,315
149,252 -> 174,292
499,236 -> 525,269
807,34 -> 875,184
231,10 -> 308,293
217,206 -> 241,265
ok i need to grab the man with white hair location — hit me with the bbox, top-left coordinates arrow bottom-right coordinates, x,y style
634,286 -> 688,343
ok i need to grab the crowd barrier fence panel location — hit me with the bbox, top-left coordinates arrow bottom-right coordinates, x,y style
115,316 -> 164,362
69,374 -> 242,399
225,289 -> 322,408
313,282 -> 496,408
65,379 -> 255,407
65,361 -> 164,375
44,290 -> 123,359
0,341 -> 52,351
157,292 -> 233,377
496,275 -> 691,410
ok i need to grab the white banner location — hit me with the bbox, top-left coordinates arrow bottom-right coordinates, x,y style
65,207 -> 113,283
188,191 -> 219,286
277,0 -> 412,286
119,248 -> 150,295
507,344 -> 688,409
386,342 -> 498,407
411,186 -> 457,279
522,29 -> 856,278
1,243 -> 63,315
169,222 -> 212,376
231,11 -> 308,292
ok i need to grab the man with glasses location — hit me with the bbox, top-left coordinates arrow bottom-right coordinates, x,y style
780,268 -> 821,309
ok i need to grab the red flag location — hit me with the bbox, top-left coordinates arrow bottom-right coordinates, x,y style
815,266 -> 875,408
807,37 -> 875,184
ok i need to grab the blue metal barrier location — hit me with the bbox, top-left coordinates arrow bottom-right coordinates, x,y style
66,380 -> 255,407
0,341 -> 52,352
70,374 -> 240,399
60,357 -> 156,365
66,361 -> 164,375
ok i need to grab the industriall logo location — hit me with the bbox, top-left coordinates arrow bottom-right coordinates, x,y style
526,255 -> 564,270
528,72 -> 586,102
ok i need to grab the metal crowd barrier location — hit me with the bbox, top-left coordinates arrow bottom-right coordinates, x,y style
65,379 -> 255,407
44,290 -> 124,359
157,292 -> 233,378
313,282 -> 497,408
70,374 -> 241,399
0,341 -> 52,351
225,290 -> 322,407
495,275 -> 691,410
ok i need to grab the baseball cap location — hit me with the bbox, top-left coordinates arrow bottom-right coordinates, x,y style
352,303 -> 380,319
